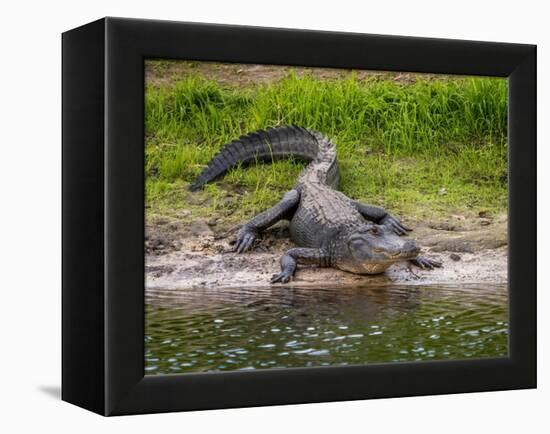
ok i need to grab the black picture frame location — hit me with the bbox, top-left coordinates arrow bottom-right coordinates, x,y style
62,17 -> 536,416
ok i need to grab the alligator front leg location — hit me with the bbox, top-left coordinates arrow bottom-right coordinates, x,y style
352,201 -> 411,236
271,248 -> 330,283
233,189 -> 300,253
410,256 -> 442,270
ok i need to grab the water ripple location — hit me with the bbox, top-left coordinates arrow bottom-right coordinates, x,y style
145,283 -> 508,374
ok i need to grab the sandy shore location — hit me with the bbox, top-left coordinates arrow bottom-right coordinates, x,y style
145,213 -> 507,291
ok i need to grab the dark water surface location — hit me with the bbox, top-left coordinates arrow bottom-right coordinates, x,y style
145,284 -> 508,374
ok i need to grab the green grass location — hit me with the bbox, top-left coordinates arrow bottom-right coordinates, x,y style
145,65 -> 507,226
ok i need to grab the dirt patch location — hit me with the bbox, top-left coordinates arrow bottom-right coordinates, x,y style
412,213 -> 507,253
145,60 -> 461,89
145,213 -> 508,292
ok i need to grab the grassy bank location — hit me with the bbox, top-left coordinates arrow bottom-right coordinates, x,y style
145,61 -> 507,227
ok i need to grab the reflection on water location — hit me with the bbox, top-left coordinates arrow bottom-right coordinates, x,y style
145,284 -> 508,375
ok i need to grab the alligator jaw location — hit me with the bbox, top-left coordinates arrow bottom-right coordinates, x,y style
339,244 -> 421,275
390,245 -> 421,260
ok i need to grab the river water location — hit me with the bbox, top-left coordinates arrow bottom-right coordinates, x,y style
145,284 -> 508,375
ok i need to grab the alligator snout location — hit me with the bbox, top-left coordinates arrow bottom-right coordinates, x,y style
389,241 -> 419,259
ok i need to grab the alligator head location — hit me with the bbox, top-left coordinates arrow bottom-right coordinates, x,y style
341,224 -> 420,274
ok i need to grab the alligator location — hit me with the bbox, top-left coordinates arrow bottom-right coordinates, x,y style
190,125 -> 441,283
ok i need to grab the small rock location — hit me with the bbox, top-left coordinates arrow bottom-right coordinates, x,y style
478,210 -> 489,218
206,218 -> 219,227
429,222 -> 456,231
150,238 -> 164,248
177,209 -> 192,218
438,188 -> 447,196
479,219 -> 491,226
450,253 -> 461,261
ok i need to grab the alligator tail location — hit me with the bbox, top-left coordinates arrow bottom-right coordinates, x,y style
189,125 -> 322,191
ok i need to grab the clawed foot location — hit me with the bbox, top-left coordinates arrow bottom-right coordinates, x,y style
270,271 -> 294,283
381,214 -> 412,236
410,256 -> 442,270
233,227 -> 258,253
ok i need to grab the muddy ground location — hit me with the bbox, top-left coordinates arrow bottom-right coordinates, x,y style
145,61 -> 459,89
145,212 -> 507,291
